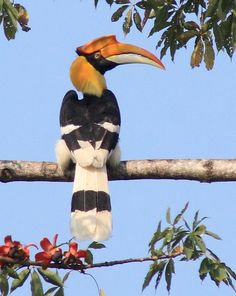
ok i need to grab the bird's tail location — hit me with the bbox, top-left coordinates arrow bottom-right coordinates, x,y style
70,163 -> 112,241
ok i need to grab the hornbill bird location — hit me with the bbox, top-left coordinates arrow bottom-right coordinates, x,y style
56,35 -> 165,241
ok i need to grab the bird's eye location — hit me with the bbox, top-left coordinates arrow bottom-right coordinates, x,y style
94,52 -> 101,59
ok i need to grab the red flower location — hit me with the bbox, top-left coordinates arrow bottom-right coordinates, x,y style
35,234 -> 62,266
63,242 -> 87,265
0,235 -> 37,267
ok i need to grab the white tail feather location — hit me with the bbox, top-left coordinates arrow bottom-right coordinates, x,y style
93,211 -> 112,241
71,163 -> 112,241
71,210 -> 97,241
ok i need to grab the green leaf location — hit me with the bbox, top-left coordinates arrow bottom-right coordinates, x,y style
199,257 -> 212,276
183,218 -> 191,231
166,208 -> 171,225
225,265 -> 236,281
213,23 -> 224,51
142,262 -> 163,291
221,0 -> 233,16
115,0 -> 130,4
163,228 -> 174,245
0,274 -> 9,296
135,1 -> 143,9
62,272 -> 71,284
183,21 -> 200,30
85,249 -> 93,265
88,241 -> 106,249
3,0 -> 18,19
207,248 -> 220,261
38,269 -> 63,287
192,210 -> 199,229
149,5 -> 170,36
142,8 -> 153,29
217,266 -> 228,282
194,225 -> 206,236
172,215 -> 181,227
149,221 -> 162,251
5,267 -> 19,279
210,265 -> 228,283
194,235 -> 206,253
205,230 -> 221,240
173,214 -> 182,225
205,0 -> 218,18
232,13 -> 236,51
225,276 -> 236,292
171,230 -> 189,249
173,202 -> 189,225
0,0 -> 3,11
216,0 -> 228,21
154,261 -> 166,290
199,272 -> 208,281
105,0 -> 114,5
178,30 -> 198,45
3,3 -> 18,40
11,269 -> 30,293
54,287 -> 64,296
184,0 -> 198,14
169,40 -> 177,61
30,271 -> 44,296
204,37 -> 215,70
183,236 -> 194,259
165,259 -> 175,293
123,8 -> 133,35
44,287 -> 58,296
222,13 -> 234,58
111,5 -> 129,22
133,9 -> 142,32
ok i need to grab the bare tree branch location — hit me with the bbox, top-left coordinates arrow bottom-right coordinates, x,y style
1,159 -> 236,183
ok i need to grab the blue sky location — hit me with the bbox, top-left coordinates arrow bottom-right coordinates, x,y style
1,0 -> 236,295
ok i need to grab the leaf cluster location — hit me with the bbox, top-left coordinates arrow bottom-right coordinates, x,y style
0,0 -> 30,40
142,203 -> 236,293
2,0 -> 235,68
0,267 -> 65,296
199,250 -> 236,291
98,0 -> 236,69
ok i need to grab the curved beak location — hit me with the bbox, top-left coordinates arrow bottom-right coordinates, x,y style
76,35 -> 165,70
100,42 -> 165,70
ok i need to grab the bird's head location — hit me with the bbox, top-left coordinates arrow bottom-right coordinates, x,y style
70,35 -> 165,97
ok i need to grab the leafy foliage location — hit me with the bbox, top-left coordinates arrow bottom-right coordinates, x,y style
0,0 -> 30,40
98,0 -> 236,69
142,203 -> 236,293
0,210 -> 235,295
2,0 -> 235,68
88,241 -> 106,250
0,221 -> 232,293
0,265 -> 70,295
10,269 -> 30,293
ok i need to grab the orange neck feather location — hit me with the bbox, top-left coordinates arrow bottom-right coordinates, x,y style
70,56 -> 107,97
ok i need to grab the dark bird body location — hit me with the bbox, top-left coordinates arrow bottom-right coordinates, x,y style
56,35 -> 164,241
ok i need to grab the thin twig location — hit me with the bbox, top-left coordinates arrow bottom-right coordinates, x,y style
0,253 -> 182,271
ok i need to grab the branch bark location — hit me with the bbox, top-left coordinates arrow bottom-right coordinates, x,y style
0,253 -> 181,271
1,159 -> 236,183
